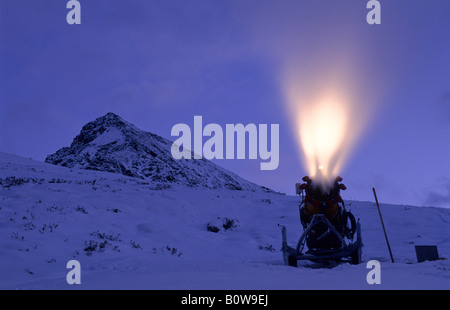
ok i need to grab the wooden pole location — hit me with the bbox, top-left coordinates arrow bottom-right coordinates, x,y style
372,187 -> 395,263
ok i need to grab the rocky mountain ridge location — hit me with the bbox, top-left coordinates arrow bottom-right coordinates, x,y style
45,113 -> 271,192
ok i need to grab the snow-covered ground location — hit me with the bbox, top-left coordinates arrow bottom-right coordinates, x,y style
0,152 -> 449,290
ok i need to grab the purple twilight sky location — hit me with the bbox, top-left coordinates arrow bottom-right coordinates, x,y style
1,0 -> 449,208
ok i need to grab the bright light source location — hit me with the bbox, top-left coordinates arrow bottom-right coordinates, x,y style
282,71 -> 371,191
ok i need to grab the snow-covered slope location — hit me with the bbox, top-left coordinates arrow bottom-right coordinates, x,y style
45,113 -> 270,192
0,152 -> 449,289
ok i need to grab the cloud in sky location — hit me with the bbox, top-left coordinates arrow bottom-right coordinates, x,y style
423,177 -> 450,208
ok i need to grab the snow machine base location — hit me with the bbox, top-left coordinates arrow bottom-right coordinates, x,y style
281,214 -> 363,267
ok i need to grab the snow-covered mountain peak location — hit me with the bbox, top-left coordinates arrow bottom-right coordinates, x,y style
45,113 -> 271,192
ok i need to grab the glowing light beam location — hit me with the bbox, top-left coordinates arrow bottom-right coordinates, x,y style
283,69 -> 372,191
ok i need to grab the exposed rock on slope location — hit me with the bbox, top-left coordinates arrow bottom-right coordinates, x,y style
45,113 -> 270,191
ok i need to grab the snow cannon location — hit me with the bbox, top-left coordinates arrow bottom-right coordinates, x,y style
282,176 -> 362,267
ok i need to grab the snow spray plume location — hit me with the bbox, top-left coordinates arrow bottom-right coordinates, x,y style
233,1 -> 384,192
282,64 -> 373,192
